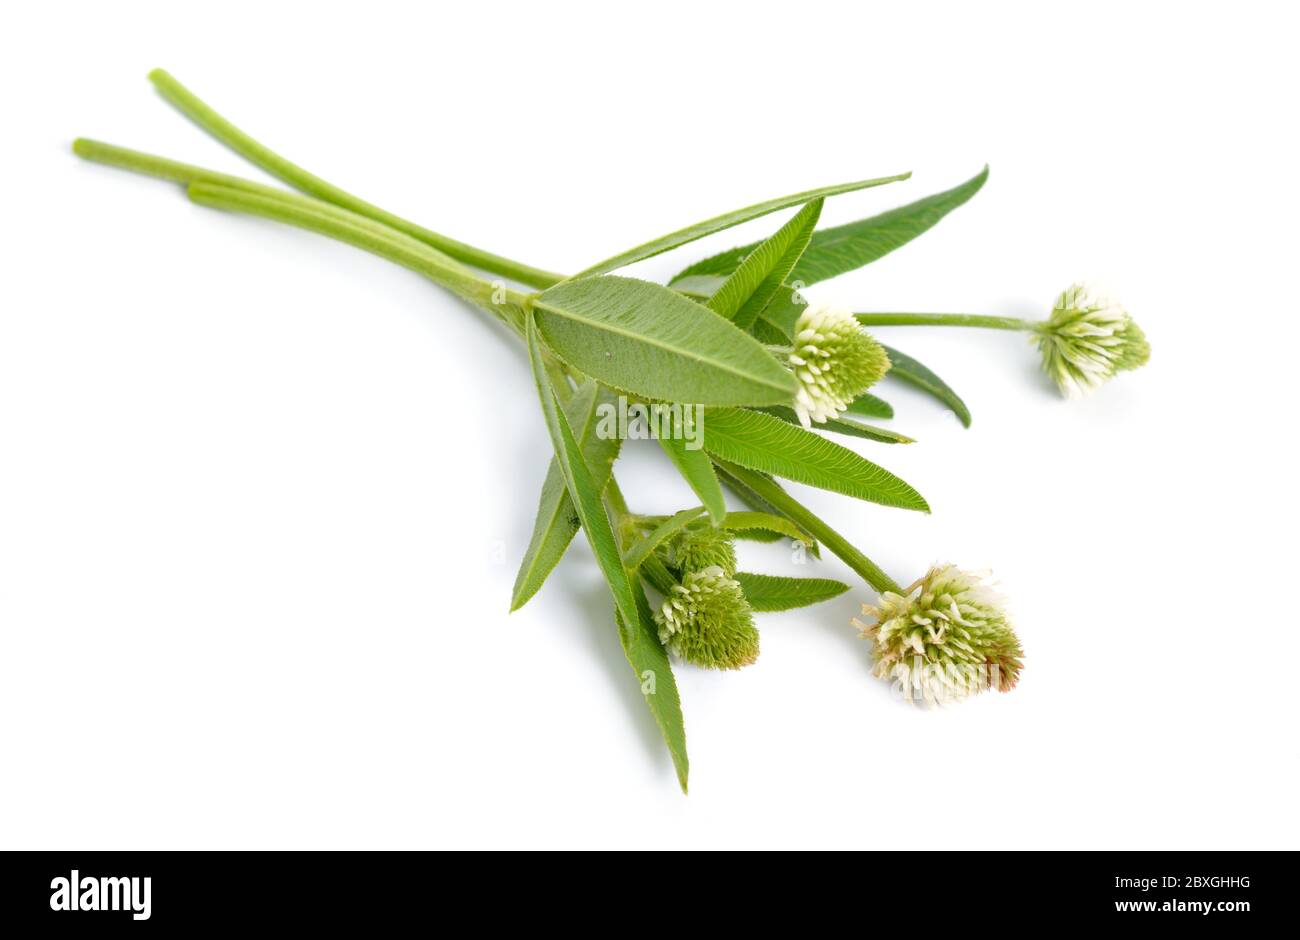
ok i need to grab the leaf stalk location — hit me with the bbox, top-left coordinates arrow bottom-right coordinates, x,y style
855,312 -> 1037,331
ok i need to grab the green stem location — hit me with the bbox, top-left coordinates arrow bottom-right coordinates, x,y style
639,555 -> 679,597
605,478 -> 633,521
604,479 -> 678,597
148,69 -> 565,290
72,138 -> 534,330
855,312 -> 1037,331
630,513 -> 670,527
186,182 -> 529,331
712,459 -> 904,595
74,137 -> 281,194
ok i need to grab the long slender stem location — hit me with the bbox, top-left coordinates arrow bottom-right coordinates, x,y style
855,312 -> 1037,331
148,69 -> 565,290
76,139 -> 612,401
75,141 -> 481,288
604,477 -> 633,522
73,140 -> 469,274
186,183 -> 530,331
74,137 -> 280,194
713,460 -> 904,595
73,138 -> 535,332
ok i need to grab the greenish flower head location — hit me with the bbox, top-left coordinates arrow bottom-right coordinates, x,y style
666,525 -> 738,578
852,564 -> 1023,705
654,566 -> 759,670
1035,283 -> 1150,398
789,303 -> 890,427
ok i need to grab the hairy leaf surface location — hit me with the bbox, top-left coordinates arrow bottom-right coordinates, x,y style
534,276 -> 798,407
702,408 -> 928,511
526,314 -> 689,791
734,572 -> 850,611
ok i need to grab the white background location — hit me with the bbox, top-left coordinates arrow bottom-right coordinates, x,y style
3,1 -> 1297,849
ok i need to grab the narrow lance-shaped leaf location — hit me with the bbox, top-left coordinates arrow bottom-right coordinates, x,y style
525,313 -> 689,791
751,319 -> 791,346
673,274 -> 806,343
758,407 -> 914,445
673,166 -> 988,286
511,380 -> 622,611
534,276 -> 798,407
750,284 -> 808,338
843,392 -> 894,420
720,511 -> 819,557
702,408 -> 929,512
879,343 -> 972,427
620,576 -> 690,771
657,436 -> 727,524
733,572 -> 850,612
708,199 -> 822,330
572,172 -> 910,279
670,274 -> 727,300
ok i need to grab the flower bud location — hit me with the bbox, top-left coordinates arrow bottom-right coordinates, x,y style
654,566 -> 759,670
666,526 -> 737,577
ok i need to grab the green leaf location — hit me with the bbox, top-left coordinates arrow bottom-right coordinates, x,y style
750,318 -> 791,345
708,199 -> 822,330
511,381 -> 623,611
534,276 -> 798,407
758,407 -> 914,444
714,465 -> 821,558
843,392 -> 894,419
657,437 -> 726,524
720,511 -> 819,557
880,344 -> 972,427
733,572 -> 850,612
702,408 -> 929,512
572,172 -> 910,279
617,582 -> 691,791
526,312 -> 688,791
669,274 -> 726,301
624,507 -> 708,571
750,284 -> 807,338
674,274 -> 806,342
674,166 -> 988,286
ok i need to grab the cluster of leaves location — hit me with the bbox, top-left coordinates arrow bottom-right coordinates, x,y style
75,70 -> 993,793
508,170 -> 990,790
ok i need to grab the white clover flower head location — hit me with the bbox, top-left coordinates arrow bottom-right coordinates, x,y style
1035,283 -> 1150,398
851,564 -> 1023,706
654,565 -> 758,670
788,303 -> 889,427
